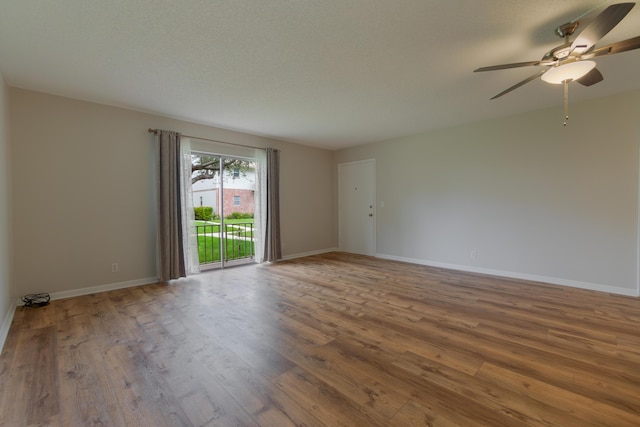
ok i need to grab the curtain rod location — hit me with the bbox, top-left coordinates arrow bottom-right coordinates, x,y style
148,128 -> 265,151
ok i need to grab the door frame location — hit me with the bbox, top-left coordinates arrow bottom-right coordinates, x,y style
338,159 -> 376,256
191,151 -> 258,270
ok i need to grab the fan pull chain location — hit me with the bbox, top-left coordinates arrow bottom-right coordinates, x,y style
563,80 -> 569,126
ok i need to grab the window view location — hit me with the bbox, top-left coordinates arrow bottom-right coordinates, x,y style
190,153 -> 256,269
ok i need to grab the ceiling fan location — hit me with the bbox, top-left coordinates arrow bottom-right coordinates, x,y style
474,2 -> 640,124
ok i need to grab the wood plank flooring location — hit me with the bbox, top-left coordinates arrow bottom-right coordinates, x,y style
2,252 -> 640,426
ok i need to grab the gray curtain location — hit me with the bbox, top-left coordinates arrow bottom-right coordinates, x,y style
157,130 -> 186,281
264,148 -> 282,262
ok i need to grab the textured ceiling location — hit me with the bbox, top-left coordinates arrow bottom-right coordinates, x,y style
1,1 -> 639,149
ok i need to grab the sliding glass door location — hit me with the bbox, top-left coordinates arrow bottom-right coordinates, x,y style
190,152 -> 257,269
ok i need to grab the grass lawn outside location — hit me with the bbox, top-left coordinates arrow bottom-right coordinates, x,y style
197,235 -> 254,264
195,221 -> 220,233
194,219 -> 255,263
195,219 -> 254,234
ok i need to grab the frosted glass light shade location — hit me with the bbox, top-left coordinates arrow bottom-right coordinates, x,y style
541,61 -> 596,84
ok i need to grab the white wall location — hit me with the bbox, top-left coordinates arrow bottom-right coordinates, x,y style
9,88 -> 336,297
0,74 -> 13,343
335,90 -> 640,296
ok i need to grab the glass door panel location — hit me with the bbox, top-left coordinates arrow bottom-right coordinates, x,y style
191,153 -> 256,270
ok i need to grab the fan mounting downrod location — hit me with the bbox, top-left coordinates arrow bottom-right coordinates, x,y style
555,21 -> 580,38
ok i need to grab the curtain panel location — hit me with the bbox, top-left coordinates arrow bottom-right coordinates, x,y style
180,138 -> 200,276
264,147 -> 282,262
156,130 -> 187,281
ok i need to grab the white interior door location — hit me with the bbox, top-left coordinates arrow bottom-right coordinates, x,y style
339,159 -> 376,256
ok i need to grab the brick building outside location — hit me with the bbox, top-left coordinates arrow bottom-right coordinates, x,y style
192,165 -> 255,217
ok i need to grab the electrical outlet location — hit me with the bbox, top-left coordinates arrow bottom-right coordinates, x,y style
111,263 -> 119,272
470,250 -> 477,260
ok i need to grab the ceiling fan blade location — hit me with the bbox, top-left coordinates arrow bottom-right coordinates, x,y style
490,70 -> 547,99
571,3 -> 635,54
474,60 -> 544,72
576,67 -> 604,86
584,35 -> 640,58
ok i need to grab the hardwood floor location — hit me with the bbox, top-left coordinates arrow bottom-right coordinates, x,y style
2,252 -> 640,426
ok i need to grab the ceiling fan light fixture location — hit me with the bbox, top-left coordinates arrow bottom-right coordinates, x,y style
541,60 -> 597,84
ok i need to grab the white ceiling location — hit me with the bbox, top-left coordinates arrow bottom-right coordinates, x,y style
1,1 -> 639,150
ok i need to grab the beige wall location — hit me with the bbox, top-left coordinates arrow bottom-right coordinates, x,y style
9,88 -> 335,297
9,85 -> 639,300
0,75 -> 12,334
335,90 -> 640,295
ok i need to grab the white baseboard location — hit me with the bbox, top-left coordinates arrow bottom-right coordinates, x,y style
377,253 -> 639,297
282,247 -> 339,261
47,276 -> 160,302
0,302 -> 17,353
